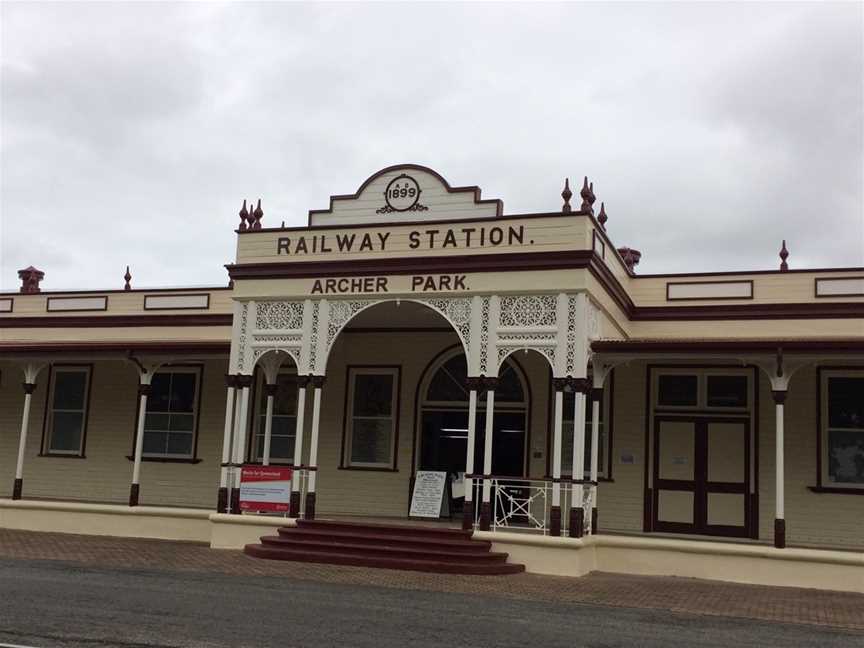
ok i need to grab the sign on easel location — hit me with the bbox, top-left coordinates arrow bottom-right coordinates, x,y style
409,471 -> 448,518
239,466 -> 293,513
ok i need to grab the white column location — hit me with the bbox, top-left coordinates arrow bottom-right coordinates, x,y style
571,388 -> 587,537
304,380 -> 323,519
12,382 -> 37,500
290,380 -> 308,518
462,386 -> 478,530
218,377 -> 236,513
262,384 -> 276,466
550,386 -> 564,536
129,375 -> 153,506
774,390 -> 786,548
589,391 -> 601,534
480,386 -> 495,531
231,380 -> 251,513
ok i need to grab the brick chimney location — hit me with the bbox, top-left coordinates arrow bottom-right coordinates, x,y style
18,266 -> 45,293
617,247 -> 642,273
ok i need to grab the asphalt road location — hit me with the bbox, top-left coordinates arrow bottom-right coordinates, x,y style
0,559 -> 861,648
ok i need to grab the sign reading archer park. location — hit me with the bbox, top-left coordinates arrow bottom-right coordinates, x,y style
239,466 -> 293,513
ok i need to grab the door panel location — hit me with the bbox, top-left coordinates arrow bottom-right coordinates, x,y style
706,423 -> 746,483
658,490 -> 695,524
657,422 -> 695,481
707,493 -> 745,527
653,417 -> 750,537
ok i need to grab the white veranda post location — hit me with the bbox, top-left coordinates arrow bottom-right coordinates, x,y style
570,384 -> 587,537
129,367 -> 155,507
304,377 -> 324,520
462,385 -> 479,530
589,388 -> 601,534
12,363 -> 44,500
230,376 -> 252,513
218,375 -> 237,513
550,382 -> 564,536
479,383 -> 496,531
290,377 -> 308,518
773,389 -> 787,548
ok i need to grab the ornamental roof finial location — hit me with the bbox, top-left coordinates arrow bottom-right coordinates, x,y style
252,199 -> 263,230
779,240 -> 789,272
580,176 -> 594,215
561,178 -> 572,214
124,266 -> 132,291
597,202 -> 608,230
238,200 -> 249,231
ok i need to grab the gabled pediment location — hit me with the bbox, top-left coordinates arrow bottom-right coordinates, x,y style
308,164 -> 503,226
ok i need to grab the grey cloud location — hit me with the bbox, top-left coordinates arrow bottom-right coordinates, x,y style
1,1 -> 861,289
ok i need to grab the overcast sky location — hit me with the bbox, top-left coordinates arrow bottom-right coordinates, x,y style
1,1 -> 862,290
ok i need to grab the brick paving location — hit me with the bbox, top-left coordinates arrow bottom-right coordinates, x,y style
0,528 -> 862,631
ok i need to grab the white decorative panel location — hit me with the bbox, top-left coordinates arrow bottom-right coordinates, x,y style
666,281 -> 752,301
144,294 -> 209,310
816,277 -> 864,297
0,298 -> 12,312
47,296 -> 107,311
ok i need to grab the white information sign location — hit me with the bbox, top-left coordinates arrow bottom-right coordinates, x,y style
409,471 -> 448,518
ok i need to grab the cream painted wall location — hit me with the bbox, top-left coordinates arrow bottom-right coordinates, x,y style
2,353 -> 861,550
0,359 -> 227,508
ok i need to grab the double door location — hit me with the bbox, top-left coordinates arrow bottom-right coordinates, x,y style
653,417 -> 751,538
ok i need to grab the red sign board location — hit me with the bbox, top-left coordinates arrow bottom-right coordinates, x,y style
239,465 -> 293,512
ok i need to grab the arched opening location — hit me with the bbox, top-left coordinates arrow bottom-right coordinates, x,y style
416,347 -> 530,478
248,350 -> 300,464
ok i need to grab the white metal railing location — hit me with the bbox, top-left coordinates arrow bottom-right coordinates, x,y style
470,476 -> 596,535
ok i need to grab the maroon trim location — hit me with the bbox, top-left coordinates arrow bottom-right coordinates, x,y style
774,518 -> 786,548
808,486 -> 864,495
304,491 -> 316,520
143,293 -> 211,311
569,506 -> 584,538
549,505 -> 562,536
0,286 -> 231,298
46,296 -> 108,312
638,266 -> 864,279
0,297 -> 13,312
815,276 -> 864,298
632,302 -> 864,321
595,339 -> 864,354
340,365 -> 402,471
592,230 -> 606,259
665,279 -> 754,302
12,478 -> 22,500
128,483 -> 140,507
129,364 -> 204,463
815,366 -> 864,493
0,341 -> 229,355
0,314 -> 232,328
39,363 -> 94,459
226,249 -> 596,279
217,486 -> 228,513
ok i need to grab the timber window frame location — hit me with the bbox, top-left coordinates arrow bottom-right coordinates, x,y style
41,364 -> 93,457
342,366 -> 401,471
817,368 -> 864,492
139,366 -> 203,461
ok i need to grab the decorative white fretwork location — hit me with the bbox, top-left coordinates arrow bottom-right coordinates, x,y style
499,295 -> 557,328
255,301 -> 304,331
479,297 -> 491,375
236,303 -> 250,373
565,294 -> 580,376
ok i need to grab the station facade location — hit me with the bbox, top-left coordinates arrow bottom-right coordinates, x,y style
1,164 -> 862,552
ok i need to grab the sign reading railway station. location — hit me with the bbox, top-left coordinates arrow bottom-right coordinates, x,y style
239,466 -> 293,513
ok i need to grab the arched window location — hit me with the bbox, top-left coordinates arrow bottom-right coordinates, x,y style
424,352 -> 525,405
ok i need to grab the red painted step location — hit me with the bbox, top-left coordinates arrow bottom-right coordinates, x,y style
243,519 -> 525,575
258,535 -> 510,563
244,543 -> 525,575
275,527 -> 492,553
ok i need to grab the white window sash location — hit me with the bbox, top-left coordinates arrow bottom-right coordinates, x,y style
346,368 -> 399,468
46,367 -> 90,456
821,370 -> 864,489
142,368 -> 200,459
